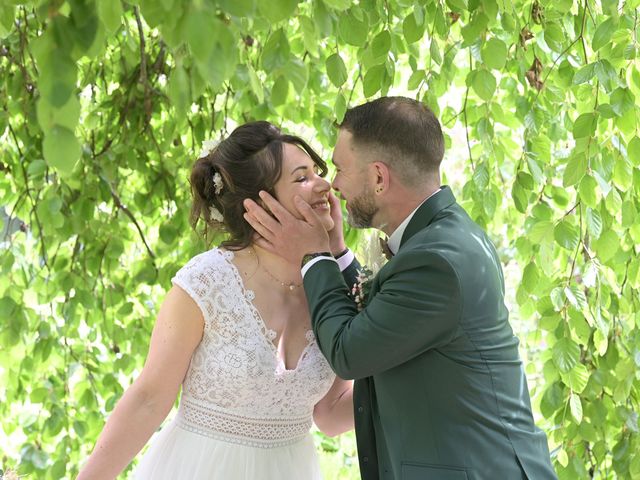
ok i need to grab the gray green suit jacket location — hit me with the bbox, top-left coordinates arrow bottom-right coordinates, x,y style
304,187 -> 556,480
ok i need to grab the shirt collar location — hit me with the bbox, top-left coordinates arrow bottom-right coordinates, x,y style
386,188 -> 441,255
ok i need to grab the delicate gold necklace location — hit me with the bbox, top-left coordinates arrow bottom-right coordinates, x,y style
250,247 -> 302,291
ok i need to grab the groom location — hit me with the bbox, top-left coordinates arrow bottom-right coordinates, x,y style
244,97 -> 556,480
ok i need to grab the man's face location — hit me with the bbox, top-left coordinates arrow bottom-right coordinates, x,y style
331,129 -> 378,228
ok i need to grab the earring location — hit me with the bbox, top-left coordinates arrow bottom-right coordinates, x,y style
376,187 -> 383,194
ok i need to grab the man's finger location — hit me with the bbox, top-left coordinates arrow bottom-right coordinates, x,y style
243,212 -> 276,243
258,191 -> 295,224
294,195 -> 321,225
243,199 -> 281,233
253,236 -> 279,255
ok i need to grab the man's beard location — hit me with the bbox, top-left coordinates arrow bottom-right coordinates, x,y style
346,184 -> 378,228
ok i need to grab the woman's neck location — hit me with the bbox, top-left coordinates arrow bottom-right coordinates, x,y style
250,244 -> 303,286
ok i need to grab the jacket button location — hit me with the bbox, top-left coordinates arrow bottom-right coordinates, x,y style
363,456 -> 369,462
357,406 -> 364,413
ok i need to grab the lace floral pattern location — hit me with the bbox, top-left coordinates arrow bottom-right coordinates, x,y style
172,248 -> 336,447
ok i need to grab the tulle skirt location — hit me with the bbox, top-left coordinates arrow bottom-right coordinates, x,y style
133,417 -> 322,479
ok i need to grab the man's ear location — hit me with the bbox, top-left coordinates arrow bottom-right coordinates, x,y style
371,161 -> 390,195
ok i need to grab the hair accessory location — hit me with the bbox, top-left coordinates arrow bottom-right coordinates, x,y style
212,172 -> 224,195
199,139 -> 219,159
209,205 -> 224,223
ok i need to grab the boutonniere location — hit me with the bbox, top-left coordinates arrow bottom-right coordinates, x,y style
350,266 -> 374,312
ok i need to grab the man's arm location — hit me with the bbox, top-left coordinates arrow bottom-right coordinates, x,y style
304,249 -> 462,380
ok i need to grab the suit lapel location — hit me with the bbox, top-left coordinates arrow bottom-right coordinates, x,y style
399,186 -> 456,250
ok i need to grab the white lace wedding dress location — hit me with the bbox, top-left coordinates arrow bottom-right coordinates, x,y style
133,248 -> 336,479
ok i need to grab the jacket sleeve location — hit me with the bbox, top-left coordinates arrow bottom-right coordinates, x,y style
340,256 -> 362,293
304,249 -> 462,380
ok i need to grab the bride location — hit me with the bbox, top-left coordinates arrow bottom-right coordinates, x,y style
78,121 -> 355,479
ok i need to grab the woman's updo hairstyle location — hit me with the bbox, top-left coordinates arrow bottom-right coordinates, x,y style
190,121 -> 327,250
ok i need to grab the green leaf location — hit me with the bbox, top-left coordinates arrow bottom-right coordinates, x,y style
0,5 -> 15,38
322,0 -> 351,10
338,10 -> 368,47
578,175 -> 598,208
97,0 -> 123,33
557,448 -> 569,467
159,224 -> 178,245
43,125 -> 81,176
560,363 -> 589,393
594,59 -> 618,92
185,8 -> 214,62
573,63 -> 595,85
287,58 -> 308,93
563,154 -> 588,187
553,338 -> 581,373
610,88 -> 635,116
481,38 -> 507,70
544,22 -> 564,51
247,66 -> 264,104
592,17 -> 616,51
627,136 -> 640,165
334,93 -> 346,124
408,70 -> 425,90
430,39 -> 442,65
461,12 -> 488,46
471,69 -> 496,101
168,65 -> 190,116
363,64 -> 385,98
403,13 -> 424,44
326,53 -> 348,88
569,393 -> 583,423
27,159 -> 47,178
257,0 -> 298,23
511,181 -> 529,213
593,329 -> 608,356
218,0 -> 256,16
522,262 -> 540,293
572,113 -> 597,139
517,171 -> 534,190
613,157 -> 633,191
446,0 -> 467,13
261,30 -> 290,71
554,221 -> 580,250
36,95 -> 80,133
592,229 -> 619,262
270,76 -> 289,106
372,30 -> 391,61
586,207 -> 603,239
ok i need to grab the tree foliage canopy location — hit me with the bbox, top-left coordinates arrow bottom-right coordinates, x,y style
1,0 -> 639,478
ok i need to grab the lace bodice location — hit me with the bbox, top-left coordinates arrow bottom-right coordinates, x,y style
172,248 -> 336,448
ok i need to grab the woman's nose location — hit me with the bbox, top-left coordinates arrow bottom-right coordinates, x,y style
315,176 -> 331,192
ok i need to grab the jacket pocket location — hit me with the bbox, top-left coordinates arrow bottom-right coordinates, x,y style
401,462 -> 469,480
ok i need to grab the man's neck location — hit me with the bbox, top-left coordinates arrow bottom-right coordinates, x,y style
376,184 -> 440,236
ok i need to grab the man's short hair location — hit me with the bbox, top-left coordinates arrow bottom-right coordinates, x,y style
338,97 -> 445,187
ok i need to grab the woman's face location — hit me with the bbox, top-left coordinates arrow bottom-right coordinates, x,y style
273,143 -> 334,231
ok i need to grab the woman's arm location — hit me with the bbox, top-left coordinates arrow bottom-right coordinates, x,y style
313,377 -> 354,437
77,286 -> 204,480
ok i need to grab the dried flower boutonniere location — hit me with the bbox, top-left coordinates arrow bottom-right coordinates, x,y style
351,266 -> 375,312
